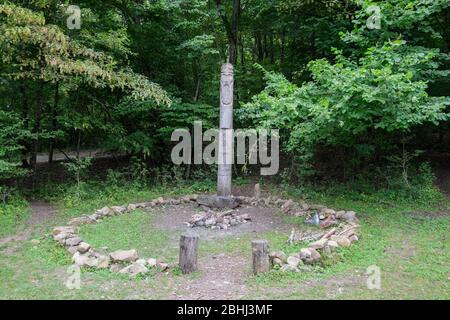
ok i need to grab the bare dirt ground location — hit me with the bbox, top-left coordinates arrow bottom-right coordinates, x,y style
151,203 -> 297,299
153,204 -> 293,240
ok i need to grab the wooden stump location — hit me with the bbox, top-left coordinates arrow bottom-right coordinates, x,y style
179,234 -> 199,274
251,240 -> 269,275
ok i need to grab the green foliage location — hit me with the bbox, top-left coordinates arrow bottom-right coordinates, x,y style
242,40 -> 450,176
0,110 -> 30,179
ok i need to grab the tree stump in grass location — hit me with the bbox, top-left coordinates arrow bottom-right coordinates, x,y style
252,240 -> 269,275
179,234 -> 199,274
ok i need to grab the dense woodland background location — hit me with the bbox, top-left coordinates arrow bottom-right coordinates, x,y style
1,0 -> 450,199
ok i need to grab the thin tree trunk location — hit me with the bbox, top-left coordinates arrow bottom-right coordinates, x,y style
49,82 -> 59,163
30,81 -> 45,168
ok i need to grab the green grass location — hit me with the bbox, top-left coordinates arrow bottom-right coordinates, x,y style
0,178 -> 449,299
0,196 -> 31,238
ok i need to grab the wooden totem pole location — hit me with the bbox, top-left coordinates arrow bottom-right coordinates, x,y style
217,63 -> 234,197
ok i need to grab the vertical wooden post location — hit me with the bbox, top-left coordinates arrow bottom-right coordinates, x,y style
218,63 -> 234,197
251,240 -> 269,275
179,234 -> 199,274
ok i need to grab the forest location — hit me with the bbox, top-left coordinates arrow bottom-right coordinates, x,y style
0,0 -> 449,301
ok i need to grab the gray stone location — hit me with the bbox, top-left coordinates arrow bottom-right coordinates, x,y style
280,264 -> 299,272
67,246 -> 78,255
281,199 -> 295,213
204,217 -> 216,227
97,256 -> 110,269
110,249 -> 138,262
341,211 -> 358,223
65,237 -> 82,247
309,238 -> 328,250
97,206 -> 113,216
287,255 -> 301,268
119,262 -> 149,277
147,258 -> 157,267
68,216 -> 91,226
53,233 -> 67,243
111,206 -> 126,214
127,204 -> 137,212
197,195 -> 241,209
53,226 -> 76,236
109,263 -> 122,273
30,239 -> 40,245
72,252 -> 98,268
272,258 -> 283,266
327,240 -> 339,251
349,234 -> 359,243
299,248 -> 312,260
269,251 -> 287,263
309,248 -> 321,262
336,236 -> 351,248
77,242 -> 91,253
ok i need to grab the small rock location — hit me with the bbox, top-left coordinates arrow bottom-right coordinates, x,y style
118,262 -> 149,276
111,206 -> 126,214
287,255 -> 301,268
97,207 -> 113,216
156,197 -> 164,204
68,216 -> 91,226
97,256 -> 110,269
110,249 -> 138,262
53,233 -> 67,243
309,238 -> 328,250
77,242 -> 91,254
269,251 -> 287,263
349,234 -> 359,243
309,248 -> 321,262
157,262 -> 169,271
65,237 -> 82,247
335,211 -> 346,219
204,217 -> 216,227
72,252 -> 98,267
30,239 -> 40,245
327,240 -> 339,251
127,204 -> 137,212
67,246 -> 78,255
53,226 -> 76,236
280,264 -> 299,272
336,236 -> 351,248
136,259 -> 147,266
109,264 -> 122,273
147,258 -> 157,267
341,211 -> 358,223
281,199 -> 295,213
272,258 -> 283,266
299,248 -> 312,260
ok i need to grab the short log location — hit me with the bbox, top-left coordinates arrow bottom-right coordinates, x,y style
179,234 -> 199,274
251,239 -> 269,275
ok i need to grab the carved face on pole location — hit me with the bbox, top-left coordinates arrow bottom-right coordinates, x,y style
220,63 -> 234,107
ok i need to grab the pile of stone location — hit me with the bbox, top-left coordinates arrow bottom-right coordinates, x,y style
270,224 -> 360,272
53,226 -> 170,277
186,210 -> 251,230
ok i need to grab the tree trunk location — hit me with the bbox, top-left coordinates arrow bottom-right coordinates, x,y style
179,234 -> 199,274
49,82 -> 59,163
30,81 -> 45,168
252,240 -> 269,275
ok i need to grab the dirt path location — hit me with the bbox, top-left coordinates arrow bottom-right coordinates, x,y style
169,254 -> 250,300
0,201 -> 57,246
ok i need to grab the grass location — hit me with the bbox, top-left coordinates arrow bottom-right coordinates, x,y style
0,177 -> 449,299
0,196 -> 31,238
